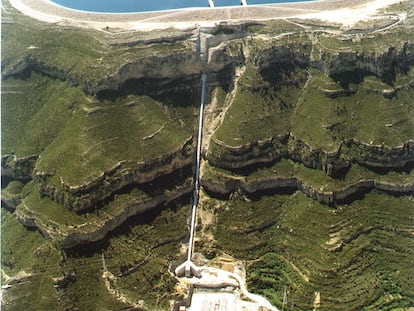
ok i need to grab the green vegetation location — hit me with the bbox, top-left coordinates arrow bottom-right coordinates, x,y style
210,27 -> 414,158
1,209 -> 52,276
213,64 -> 307,147
1,210 -> 62,310
104,203 -> 188,308
246,20 -> 305,36
2,72 -> 195,186
36,88 -> 193,185
18,174 -> 190,240
58,252 -> 132,311
213,191 -> 414,310
2,180 -> 24,195
2,189 -> 187,310
204,158 -> 414,194
2,3 -> 197,187
316,27 -> 413,55
292,70 -> 414,150
247,253 -> 305,307
1,5 -> 192,87
1,74 -> 82,156
1,180 -> 25,210
210,65 -> 414,162
1,7 -> 195,309
61,202 -> 188,310
1,72 -> 194,186
20,183 -> 98,230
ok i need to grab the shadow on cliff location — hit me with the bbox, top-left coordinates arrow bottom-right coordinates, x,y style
362,160 -> 414,175
96,76 -> 200,107
66,195 -> 191,259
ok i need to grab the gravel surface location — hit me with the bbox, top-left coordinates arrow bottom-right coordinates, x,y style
7,0 -> 404,31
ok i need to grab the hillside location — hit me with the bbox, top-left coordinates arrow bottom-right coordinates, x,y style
1,1 -> 414,310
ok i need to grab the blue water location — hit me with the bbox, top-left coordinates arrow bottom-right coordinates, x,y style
51,0 -> 312,13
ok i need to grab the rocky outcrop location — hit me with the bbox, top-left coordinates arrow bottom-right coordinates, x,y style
2,55 -> 78,87
209,133 -> 290,169
35,137 -> 194,211
4,31 -> 412,99
16,179 -> 193,249
320,87 -> 357,98
1,154 -> 38,181
201,172 -> 414,205
2,52 -> 204,95
1,192 -> 21,211
94,53 -> 203,94
206,39 -> 414,175
108,32 -> 194,47
3,47 -> 238,97
208,134 -> 414,176
344,139 -> 414,168
207,41 -> 414,177
322,42 -> 414,84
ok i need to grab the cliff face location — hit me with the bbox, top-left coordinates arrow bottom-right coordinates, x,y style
200,28 -> 414,311
207,38 -> 414,175
202,169 -> 414,205
257,44 -> 311,82
325,42 -> 414,83
16,179 -> 193,248
35,137 -> 193,211
1,32 -> 239,218
3,44 -> 236,96
208,133 -> 414,174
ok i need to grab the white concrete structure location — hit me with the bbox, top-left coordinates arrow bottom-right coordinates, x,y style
189,292 -> 273,311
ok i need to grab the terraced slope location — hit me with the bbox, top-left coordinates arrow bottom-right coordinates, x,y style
207,192 -> 414,310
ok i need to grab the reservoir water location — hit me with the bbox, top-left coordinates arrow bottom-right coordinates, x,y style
50,0 -> 313,13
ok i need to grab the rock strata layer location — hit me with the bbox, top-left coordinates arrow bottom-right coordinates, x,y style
202,172 -> 414,205
16,180 -> 193,248
35,137 -> 194,211
208,134 -> 414,176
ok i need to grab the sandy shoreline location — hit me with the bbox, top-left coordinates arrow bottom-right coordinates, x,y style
6,0 -> 406,31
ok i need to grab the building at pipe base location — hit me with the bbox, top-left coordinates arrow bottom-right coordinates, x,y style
175,260 -> 202,278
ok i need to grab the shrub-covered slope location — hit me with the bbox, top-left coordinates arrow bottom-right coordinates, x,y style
2,1 -> 414,310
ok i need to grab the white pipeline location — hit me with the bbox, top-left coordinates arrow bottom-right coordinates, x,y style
187,73 -> 207,264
